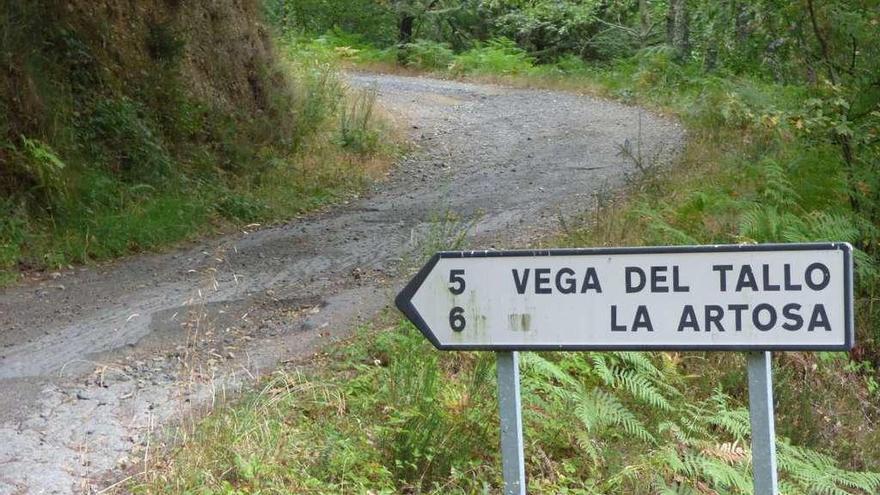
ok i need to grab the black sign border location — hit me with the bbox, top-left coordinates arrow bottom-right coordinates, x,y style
395,242 -> 854,352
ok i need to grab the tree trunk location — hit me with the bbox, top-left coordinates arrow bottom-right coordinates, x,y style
735,3 -> 751,46
397,14 -> 415,64
667,0 -> 690,60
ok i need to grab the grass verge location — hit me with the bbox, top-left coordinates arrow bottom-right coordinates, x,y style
132,319 -> 880,494
129,35 -> 880,494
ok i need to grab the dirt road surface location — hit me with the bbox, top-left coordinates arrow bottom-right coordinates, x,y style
0,73 -> 683,493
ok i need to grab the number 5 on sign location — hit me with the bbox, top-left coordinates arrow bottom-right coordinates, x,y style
449,269 -> 466,294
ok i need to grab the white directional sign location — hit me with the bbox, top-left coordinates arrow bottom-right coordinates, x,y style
396,243 -> 854,351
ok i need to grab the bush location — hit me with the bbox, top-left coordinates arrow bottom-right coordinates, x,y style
87,97 -> 173,183
146,21 -> 185,64
214,193 -> 269,222
265,0 -> 397,46
136,321 -> 880,493
402,39 -> 454,70
553,53 -> 589,74
18,137 -> 69,205
450,38 -> 534,76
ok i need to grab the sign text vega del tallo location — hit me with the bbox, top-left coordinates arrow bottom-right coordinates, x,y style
396,243 -> 854,351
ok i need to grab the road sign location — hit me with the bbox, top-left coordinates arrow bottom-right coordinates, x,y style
396,243 -> 853,351
396,242 -> 854,495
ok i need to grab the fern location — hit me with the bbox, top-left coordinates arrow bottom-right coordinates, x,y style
781,211 -> 860,244
697,455 -> 751,491
520,352 -> 580,391
519,350 -> 879,494
776,442 -> 880,494
613,368 -> 673,410
703,389 -> 751,440
616,351 -> 662,375
575,389 -> 656,443
589,353 -> 616,386
757,159 -> 801,208
738,204 -> 803,243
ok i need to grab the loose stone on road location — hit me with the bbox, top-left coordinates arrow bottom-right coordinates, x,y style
0,73 -> 683,493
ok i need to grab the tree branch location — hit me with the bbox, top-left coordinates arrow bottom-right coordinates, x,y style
806,0 -> 838,85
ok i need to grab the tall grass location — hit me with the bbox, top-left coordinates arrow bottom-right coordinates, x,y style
0,30 -> 397,284
131,37 -> 880,494
133,320 -> 880,494
133,322 -> 499,494
337,88 -> 381,154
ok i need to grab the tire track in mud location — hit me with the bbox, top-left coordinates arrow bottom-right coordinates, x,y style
0,73 -> 683,493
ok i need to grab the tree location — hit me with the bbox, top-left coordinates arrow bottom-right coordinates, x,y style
386,0 -> 446,62
667,0 -> 690,60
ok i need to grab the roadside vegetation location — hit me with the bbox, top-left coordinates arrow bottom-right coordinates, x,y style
0,1 -> 395,285
134,0 -> 880,493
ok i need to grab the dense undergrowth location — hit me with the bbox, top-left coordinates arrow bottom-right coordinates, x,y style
136,323 -> 880,494
0,2 -> 394,285
136,1 -> 880,493
136,43 -> 880,494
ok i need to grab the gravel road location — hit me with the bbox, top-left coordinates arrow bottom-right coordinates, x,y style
0,73 -> 683,493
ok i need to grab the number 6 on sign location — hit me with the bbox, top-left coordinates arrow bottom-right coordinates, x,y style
450,307 -> 466,332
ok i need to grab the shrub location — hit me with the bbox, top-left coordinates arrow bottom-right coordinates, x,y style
146,21 -> 185,64
214,193 -> 269,222
402,39 -> 454,70
450,38 -> 534,76
0,199 -> 27,279
87,97 -> 172,183
18,136 -> 69,205
554,53 -> 589,74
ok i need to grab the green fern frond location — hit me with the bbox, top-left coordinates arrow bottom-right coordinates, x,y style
589,353 -> 616,386
520,352 -> 581,391
776,442 -> 880,494
613,368 -> 673,411
781,210 -> 859,244
707,410 -> 751,441
757,159 -> 801,208
575,390 -> 656,444
738,204 -> 803,243
574,428 -> 604,467
615,351 -> 660,375
697,456 -> 751,491
649,220 -> 702,245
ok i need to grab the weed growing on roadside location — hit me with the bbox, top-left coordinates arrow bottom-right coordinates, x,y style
416,210 -> 480,258
337,87 -> 380,155
133,321 -> 880,494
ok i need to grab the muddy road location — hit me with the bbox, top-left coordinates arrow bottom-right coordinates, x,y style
0,73 -> 683,493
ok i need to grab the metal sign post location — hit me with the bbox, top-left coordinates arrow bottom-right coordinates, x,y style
496,351 -> 526,495
747,351 -> 779,494
396,243 -> 854,494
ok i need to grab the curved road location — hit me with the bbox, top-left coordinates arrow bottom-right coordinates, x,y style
0,73 -> 683,493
